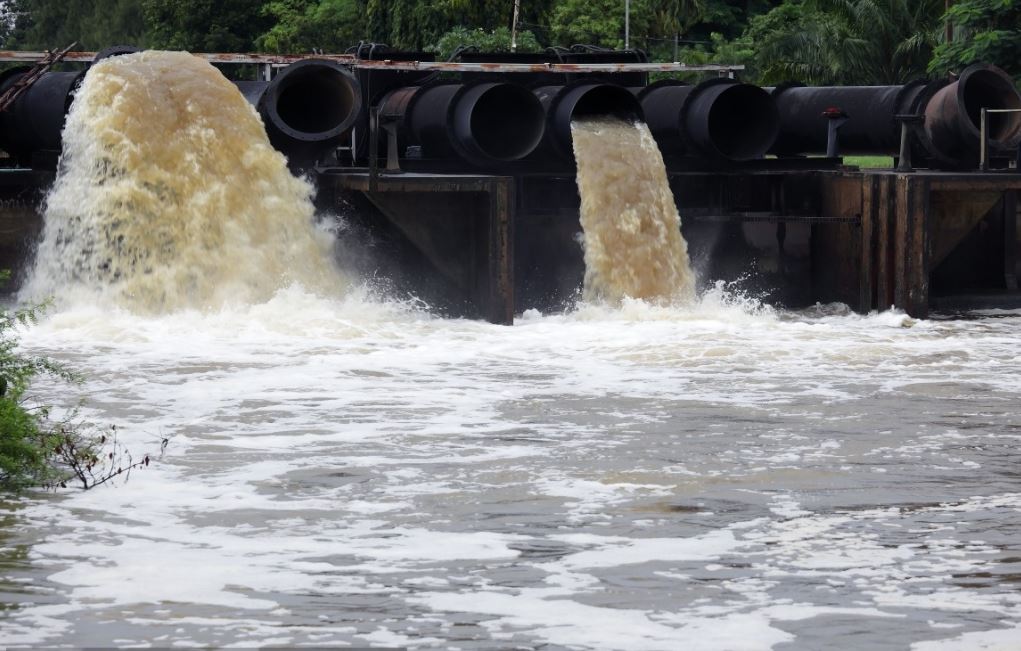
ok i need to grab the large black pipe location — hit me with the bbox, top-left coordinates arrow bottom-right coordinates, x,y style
0,68 -> 84,161
236,58 -> 362,168
768,64 -> 1021,164
769,82 -> 926,156
377,80 -> 545,168
533,82 -> 644,160
638,79 -> 779,161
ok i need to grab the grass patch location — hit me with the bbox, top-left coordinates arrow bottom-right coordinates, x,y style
844,155 -> 894,168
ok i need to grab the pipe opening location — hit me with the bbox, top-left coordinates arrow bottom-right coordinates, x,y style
960,69 -> 1021,143
467,84 -> 544,160
571,85 -> 641,122
706,84 -> 778,160
275,68 -> 357,136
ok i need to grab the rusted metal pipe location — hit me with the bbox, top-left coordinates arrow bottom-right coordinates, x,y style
637,78 -> 779,161
924,63 -> 1021,165
534,82 -> 643,159
376,80 -> 545,168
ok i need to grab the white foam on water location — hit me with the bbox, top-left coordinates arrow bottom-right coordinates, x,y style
912,624 -> 1021,651
8,301 -> 1021,648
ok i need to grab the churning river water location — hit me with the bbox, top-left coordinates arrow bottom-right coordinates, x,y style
2,295 -> 1021,650
1,51 -> 1021,650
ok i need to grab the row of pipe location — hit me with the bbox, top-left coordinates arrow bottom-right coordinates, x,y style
375,77 -> 783,167
769,64 -> 1021,165
0,50 -> 1019,171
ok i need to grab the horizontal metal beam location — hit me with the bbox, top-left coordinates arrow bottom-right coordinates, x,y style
0,50 -> 743,73
347,60 -> 743,73
685,211 -> 860,224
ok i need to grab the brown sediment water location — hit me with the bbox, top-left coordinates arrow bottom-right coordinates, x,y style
571,116 -> 695,304
23,50 -> 344,312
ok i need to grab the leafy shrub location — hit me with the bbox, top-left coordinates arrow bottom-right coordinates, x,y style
0,298 -> 164,491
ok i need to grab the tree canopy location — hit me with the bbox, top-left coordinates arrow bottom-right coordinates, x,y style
1,0 -> 1018,85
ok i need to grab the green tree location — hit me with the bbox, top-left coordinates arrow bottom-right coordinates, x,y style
143,0 -> 273,52
549,0 -> 652,49
748,0 -> 942,85
4,0 -> 147,50
257,0 -> 368,53
0,300 -> 76,489
430,26 -> 541,60
363,0 -> 520,50
652,0 -> 708,38
929,0 -> 1021,78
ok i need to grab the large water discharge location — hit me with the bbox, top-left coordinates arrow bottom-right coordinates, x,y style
2,53 -> 1021,650
22,51 -> 342,312
571,116 -> 695,304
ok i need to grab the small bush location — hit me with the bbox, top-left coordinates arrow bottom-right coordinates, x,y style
0,296 -> 164,491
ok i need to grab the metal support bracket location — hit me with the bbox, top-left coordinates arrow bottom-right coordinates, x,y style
894,114 -> 924,173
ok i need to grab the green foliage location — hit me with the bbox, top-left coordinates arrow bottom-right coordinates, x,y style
431,26 -> 541,60
143,0 -> 273,52
0,296 -> 163,491
741,0 -> 942,85
0,299 -> 78,490
650,0 -> 708,37
364,0 -> 517,50
550,0 -> 651,49
673,31 -> 757,81
930,0 -> 1021,79
3,0 -> 147,50
257,0 -> 368,53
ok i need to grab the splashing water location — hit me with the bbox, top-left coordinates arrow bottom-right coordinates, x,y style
571,116 -> 695,305
21,50 -> 345,312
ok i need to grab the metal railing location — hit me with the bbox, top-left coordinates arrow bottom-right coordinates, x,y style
0,50 -> 744,77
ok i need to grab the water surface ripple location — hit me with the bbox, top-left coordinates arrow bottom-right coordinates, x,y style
2,294 -> 1020,650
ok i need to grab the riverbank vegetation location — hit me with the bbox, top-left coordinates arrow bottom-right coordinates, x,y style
0,298 -> 162,491
0,1 -> 1017,85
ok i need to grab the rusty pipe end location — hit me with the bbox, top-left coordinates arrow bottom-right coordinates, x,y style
924,63 -> 1021,162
